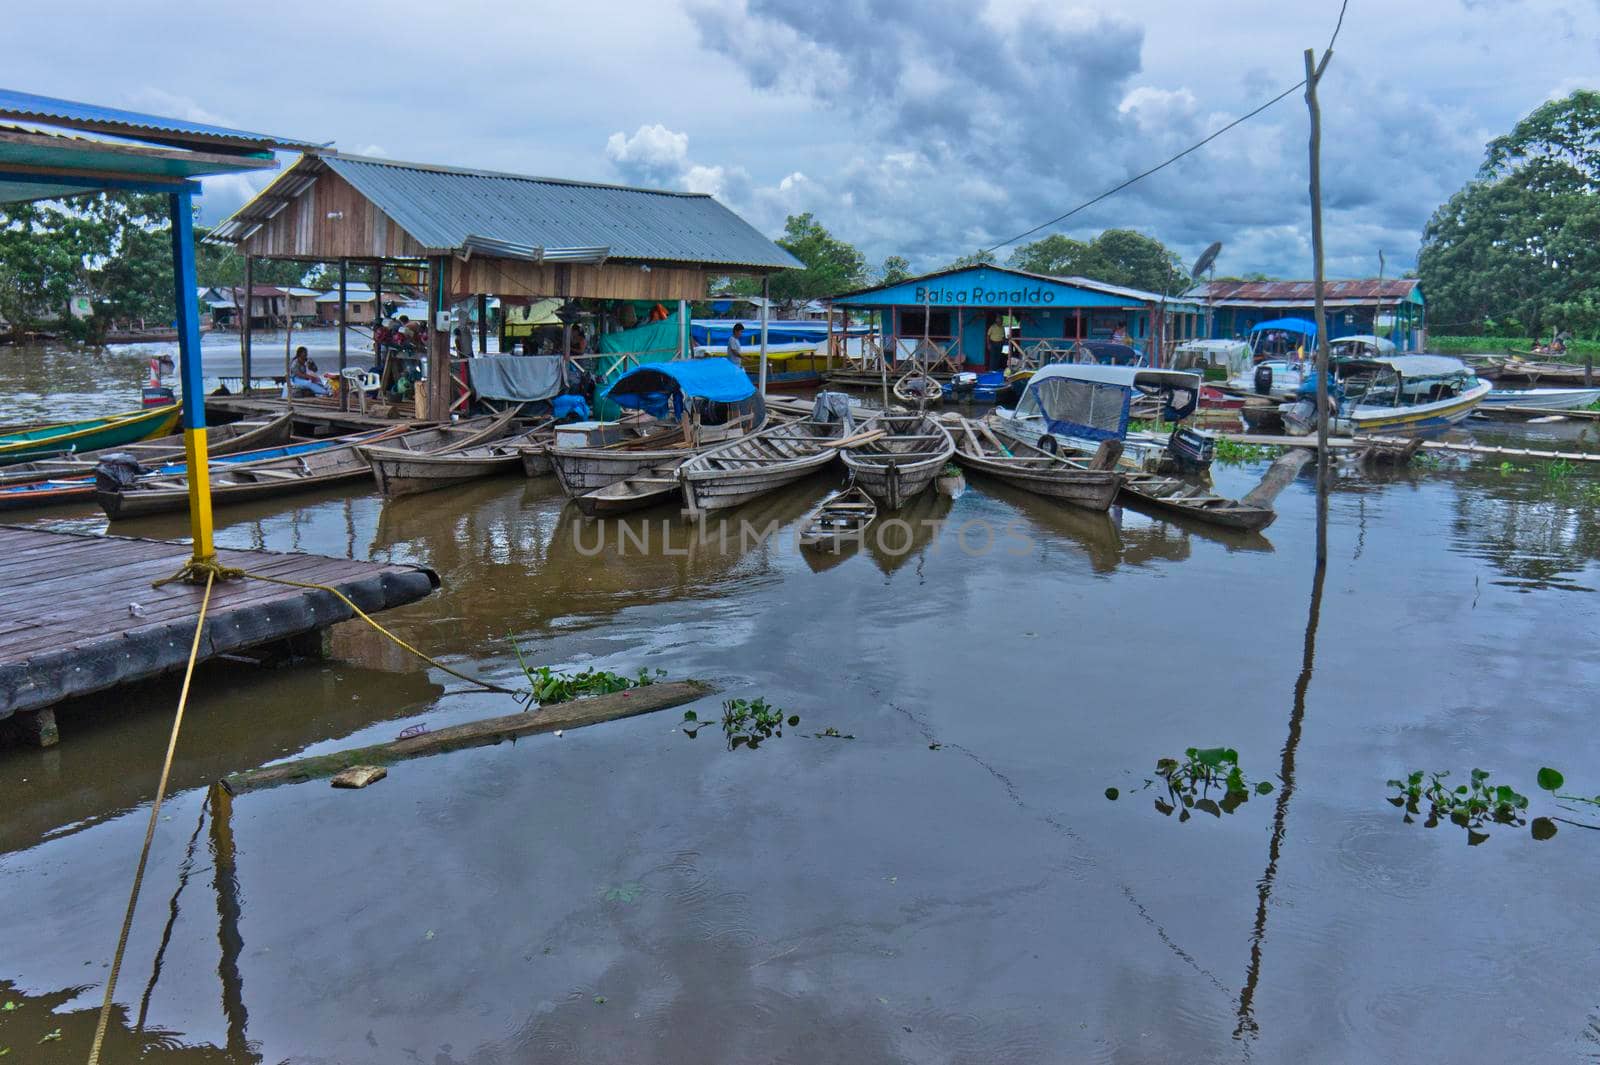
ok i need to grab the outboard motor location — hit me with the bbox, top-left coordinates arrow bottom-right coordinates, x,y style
94,453 -> 149,493
1165,426 -> 1216,473
949,371 -> 978,402
1253,363 -> 1274,395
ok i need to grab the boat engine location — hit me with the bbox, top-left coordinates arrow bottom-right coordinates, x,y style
94,453 -> 149,493
1165,426 -> 1216,473
1253,364 -> 1274,395
949,371 -> 978,401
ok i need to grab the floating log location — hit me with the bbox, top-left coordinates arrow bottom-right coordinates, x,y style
1240,449 -> 1313,509
223,679 -> 716,793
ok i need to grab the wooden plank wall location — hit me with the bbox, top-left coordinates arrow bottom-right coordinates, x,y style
242,169 -> 426,261
449,259 -> 709,302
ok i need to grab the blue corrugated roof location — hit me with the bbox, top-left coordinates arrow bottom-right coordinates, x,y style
320,155 -> 802,270
0,87 -> 317,151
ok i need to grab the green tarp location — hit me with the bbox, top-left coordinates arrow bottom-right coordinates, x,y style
594,312 -> 683,419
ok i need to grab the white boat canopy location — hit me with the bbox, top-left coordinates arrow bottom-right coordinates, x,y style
1367,355 -> 1471,378
1330,335 -> 1398,355
1028,363 -> 1202,391
1174,339 -> 1252,375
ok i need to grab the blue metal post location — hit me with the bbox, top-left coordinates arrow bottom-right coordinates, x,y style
168,190 -> 215,560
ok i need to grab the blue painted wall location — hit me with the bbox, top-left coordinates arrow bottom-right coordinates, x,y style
839,266 -> 1132,310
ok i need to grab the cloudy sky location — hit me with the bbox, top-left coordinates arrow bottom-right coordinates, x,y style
10,0 -> 1597,280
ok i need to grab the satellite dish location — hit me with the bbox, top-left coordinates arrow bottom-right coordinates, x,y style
1191,241 -> 1222,279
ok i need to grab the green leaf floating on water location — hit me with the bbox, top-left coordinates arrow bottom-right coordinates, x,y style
1255,780 -> 1274,795
1537,767 -> 1565,792
1531,817 -> 1558,841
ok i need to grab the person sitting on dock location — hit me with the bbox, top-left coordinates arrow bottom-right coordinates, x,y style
288,346 -> 331,397
727,322 -> 744,360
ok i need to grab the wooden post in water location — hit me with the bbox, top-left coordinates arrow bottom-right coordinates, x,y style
240,256 -> 253,394
1304,46 -> 1334,566
427,256 -> 450,421
283,269 -> 294,413
337,259 -> 348,411
759,275 -> 771,397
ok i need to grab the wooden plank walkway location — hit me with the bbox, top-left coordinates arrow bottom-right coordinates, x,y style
206,395 -> 419,433
0,526 -> 438,722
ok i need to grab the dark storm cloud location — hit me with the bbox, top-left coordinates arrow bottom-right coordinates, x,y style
675,0 -> 1515,278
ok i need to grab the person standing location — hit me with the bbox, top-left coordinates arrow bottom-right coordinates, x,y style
727,322 -> 745,362
986,316 -> 1005,370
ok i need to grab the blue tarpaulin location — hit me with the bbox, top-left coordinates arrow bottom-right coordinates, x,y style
1249,317 -> 1318,338
602,358 -> 756,412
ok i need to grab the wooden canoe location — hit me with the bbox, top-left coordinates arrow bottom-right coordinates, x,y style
363,418 -> 553,499
0,404 -> 180,465
520,442 -> 553,477
98,413 -> 513,519
944,415 -> 1119,512
0,415 -> 298,511
1119,469 -> 1276,531
798,486 -> 876,550
893,371 -> 943,407
840,412 -> 955,510
678,420 -> 846,513
573,465 -> 685,517
0,412 -> 293,490
549,418 -> 757,497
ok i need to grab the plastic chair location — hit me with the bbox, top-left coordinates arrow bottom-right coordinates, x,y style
341,367 -> 374,414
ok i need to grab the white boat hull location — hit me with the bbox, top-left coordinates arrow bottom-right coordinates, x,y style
1481,387 -> 1600,410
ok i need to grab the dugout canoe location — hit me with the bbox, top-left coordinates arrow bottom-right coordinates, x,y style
363,418 -> 553,499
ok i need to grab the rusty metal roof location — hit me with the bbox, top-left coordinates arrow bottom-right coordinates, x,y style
1194,279 -> 1421,302
211,152 -> 802,271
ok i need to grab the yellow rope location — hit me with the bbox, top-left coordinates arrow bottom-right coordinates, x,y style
87,571 -> 216,1065
154,556 -> 525,699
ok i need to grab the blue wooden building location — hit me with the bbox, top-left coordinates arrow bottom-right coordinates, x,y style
830,265 -> 1204,370
1191,279 -> 1426,350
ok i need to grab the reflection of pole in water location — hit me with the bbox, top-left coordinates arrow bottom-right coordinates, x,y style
1235,559 -> 1326,1039
208,783 -> 256,1060
136,793 -> 211,1033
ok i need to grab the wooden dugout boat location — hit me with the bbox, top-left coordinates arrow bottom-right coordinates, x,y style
840,412 -> 955,510
573,464 -> 685,517
893,370 -> 943,407
944,415 -> 1120,512
1117,469 -> 1277,532
0,413 -> 292,490
0,404 -> 180,465
798,486 -> 877,550
550,359 -> 765,496
98,414 -> 512,519
678,419 -> 847,513
363,417 -> 552,499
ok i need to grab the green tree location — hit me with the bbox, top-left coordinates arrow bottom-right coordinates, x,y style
1007,234 -> 1092,276
1420,91 -> 1600,338
946,248 -> 996,270
879,255 -> 912,284
767,213 -> 867,304
1008,229 -> 1187,293
0,201 -> 94,335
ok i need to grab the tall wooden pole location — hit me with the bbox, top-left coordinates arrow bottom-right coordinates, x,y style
1305,47 -> 1333,566
758,275 -> 770,396
337,259 -> 349,411
477,292 -> 488,354
240,256 -> 253,393
427,256 -> 450,421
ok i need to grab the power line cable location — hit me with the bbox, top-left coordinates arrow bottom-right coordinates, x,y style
982,0 -> 1353,257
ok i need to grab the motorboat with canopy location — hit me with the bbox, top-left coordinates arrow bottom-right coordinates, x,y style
989,363 -> 1206,471
1328,334 -> 1397,359
548,358 -> 765,497
1225,318 -> 1319,399
1281,354 -> 1489,437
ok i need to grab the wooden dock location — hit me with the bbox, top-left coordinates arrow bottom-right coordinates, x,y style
207,394 -> 418,435
0,527 -> 438,746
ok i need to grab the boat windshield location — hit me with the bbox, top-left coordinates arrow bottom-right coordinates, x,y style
1017,376 -> 1130,440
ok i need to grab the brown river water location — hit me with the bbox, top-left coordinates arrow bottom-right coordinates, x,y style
3,343 -> 1600,1062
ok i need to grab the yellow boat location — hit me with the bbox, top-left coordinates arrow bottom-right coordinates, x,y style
0,405 -> 181,465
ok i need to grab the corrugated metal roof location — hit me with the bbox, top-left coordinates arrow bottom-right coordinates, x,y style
314,154 -> 800,270
1194,279 -> 1420,302
0,87 -> 317,152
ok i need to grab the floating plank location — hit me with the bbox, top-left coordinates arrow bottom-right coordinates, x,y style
1220,433 -> 1600,463
223,679 -> 716,793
